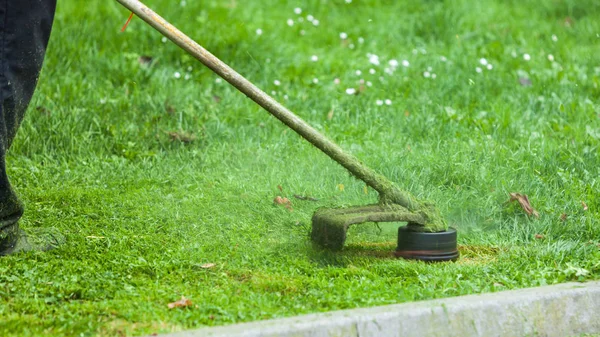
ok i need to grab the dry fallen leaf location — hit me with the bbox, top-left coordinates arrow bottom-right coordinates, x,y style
277,185 -> 283,193
404,110 -> 410,117
138,55 -> 154,66
293,195 -> 319,202
168,130 -> 197,143
519,78 -> 532,87
564,16 -> 573,27
200,263 -> 216,269
582,201 -> 588,211
535,234 -> 545,240
36,106 -> 51,115
168,296 -> 193,309
164,102 -> 175,115
327,109 -> 334,120
560,213 -> 567,221
508,193 -> 540,218
273,196 -> 293,211
337,184 -> 345,191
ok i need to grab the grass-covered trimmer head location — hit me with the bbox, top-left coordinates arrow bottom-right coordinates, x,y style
116,0 -> 458,261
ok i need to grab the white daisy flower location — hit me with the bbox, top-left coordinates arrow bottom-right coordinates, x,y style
376,100 -> 383,106
479,58 -> 488,66
274,80 -> 281,86
475,67 -> 482,73
523,53 -> 531,61
368,53 -> 380,66
174,72 -> 181,79
311,55 -> 318,62
256,28 -> 263,35
340,32 -> 348,39
294,7 -> 302,15
385,99 -> 392,105
345,88 -> 356,95
402,60 -> 410,67
287,19 -> 294,26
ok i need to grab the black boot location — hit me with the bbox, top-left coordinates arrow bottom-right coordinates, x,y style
0,0 -> 59,256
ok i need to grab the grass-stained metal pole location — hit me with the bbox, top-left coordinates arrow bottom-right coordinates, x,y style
114,0 -> 424,214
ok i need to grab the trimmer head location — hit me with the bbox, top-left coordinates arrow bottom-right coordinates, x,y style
311,204 -> 458,261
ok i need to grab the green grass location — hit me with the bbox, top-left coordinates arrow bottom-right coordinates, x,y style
1,0 -> 600,335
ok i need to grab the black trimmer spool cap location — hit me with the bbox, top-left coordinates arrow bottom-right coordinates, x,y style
395,225 -> 459,262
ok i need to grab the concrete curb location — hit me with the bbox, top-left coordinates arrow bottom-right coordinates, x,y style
160,281 -> 600,337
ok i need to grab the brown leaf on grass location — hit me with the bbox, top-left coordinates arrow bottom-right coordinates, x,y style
508,193 -> 540,218
273,196 -> 293,211
564,17 -> 573,27
164,102 -> 175,115
138,55 -> 154,66
212,95 -> 222,103
519,78 -> 532,87
168,296 -> 193,309
582,201 -> 588,211
277,185 -> 283,193
404,110 -> 410,117
36,106 -> 51,115
560,213 -> 568,221
168,130 -> 197,143
535,234 -> 545,239
293,194 -> 319,202
200,263 -> 216,269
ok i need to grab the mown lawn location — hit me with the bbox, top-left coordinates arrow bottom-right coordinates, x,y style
1,0 -> 599,336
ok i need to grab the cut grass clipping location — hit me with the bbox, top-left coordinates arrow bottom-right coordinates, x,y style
1,0 -> 599,336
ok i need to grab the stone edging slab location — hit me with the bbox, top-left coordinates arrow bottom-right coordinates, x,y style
158,281 -> 600,337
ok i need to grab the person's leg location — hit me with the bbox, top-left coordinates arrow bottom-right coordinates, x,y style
0,0 -> 58,255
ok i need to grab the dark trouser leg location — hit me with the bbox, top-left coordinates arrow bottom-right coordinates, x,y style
0,0 -> 57,252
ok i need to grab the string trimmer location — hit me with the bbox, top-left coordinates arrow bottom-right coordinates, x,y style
115,0 -> 459,261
